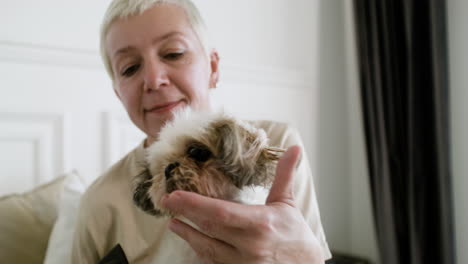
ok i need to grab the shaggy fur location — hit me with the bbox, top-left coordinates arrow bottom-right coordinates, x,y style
133,109 -> 284,216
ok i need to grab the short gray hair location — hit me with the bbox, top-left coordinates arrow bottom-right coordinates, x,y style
100,0 -> 209,80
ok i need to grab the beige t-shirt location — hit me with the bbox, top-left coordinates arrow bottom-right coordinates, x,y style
71,120 -> 331,263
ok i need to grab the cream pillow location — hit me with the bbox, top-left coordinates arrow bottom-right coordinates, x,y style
0,172 -> 78,264
43,171 -> 87,264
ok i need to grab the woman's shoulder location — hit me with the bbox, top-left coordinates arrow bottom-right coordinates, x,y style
247,120 -> 302,148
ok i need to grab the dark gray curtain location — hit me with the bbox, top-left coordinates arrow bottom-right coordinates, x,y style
353,1 -> 455,264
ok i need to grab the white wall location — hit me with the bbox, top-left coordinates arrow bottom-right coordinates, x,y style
317,1 -> 378,263
317,0 -> 350,254
448,1 -> 468,264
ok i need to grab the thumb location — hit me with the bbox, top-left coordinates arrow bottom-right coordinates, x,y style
266,145 -> 302,206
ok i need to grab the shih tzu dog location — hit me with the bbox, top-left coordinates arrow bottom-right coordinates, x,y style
133,109 -> 284,217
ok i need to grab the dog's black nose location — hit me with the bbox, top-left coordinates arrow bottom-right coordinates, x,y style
165,162 -> 179,180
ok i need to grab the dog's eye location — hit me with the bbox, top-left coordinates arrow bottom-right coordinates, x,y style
187,146 -> 212,162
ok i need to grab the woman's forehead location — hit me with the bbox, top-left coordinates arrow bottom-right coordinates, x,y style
105,4 -> 196,56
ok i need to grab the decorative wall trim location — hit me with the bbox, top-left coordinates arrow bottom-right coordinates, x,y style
0,40 -> 312,89
0,40 -> 102,70
101,112 -> 145,171
0,112 -> 71,185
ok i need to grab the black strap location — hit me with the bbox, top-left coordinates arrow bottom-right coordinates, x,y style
97,244 -> 129,264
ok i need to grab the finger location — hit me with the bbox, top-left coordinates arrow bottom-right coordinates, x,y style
163,192 -> 273,250
162,191 -> 262,233
266,145 -> 301,206
162,191 -> 260,228
169,218 -> 238,263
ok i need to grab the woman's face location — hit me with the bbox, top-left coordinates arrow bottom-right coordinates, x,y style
106,4 -> 219,144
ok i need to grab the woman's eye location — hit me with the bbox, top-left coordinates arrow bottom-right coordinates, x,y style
164,52 -> 184,60
121,64 -> 140,77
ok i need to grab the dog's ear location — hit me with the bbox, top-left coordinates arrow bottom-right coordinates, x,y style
214,120 -> 283,188
133,168 -> 163,216
261,147 -> 284,161
249,147 -> 285,186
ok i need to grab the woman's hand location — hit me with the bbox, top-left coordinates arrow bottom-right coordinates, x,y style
161,146 -> 324,264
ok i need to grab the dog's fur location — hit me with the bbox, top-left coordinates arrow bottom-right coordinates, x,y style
133,109 -> 284,216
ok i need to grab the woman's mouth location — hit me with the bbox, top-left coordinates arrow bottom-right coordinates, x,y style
145,100 -> 184,114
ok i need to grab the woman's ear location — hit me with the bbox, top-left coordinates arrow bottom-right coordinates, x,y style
209,49 -> 220,89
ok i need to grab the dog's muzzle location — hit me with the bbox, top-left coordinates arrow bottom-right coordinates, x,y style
165,162 -> 179,180
165,162 -> 180,193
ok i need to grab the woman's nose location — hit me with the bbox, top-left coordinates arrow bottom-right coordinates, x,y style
143,60 -> 169,92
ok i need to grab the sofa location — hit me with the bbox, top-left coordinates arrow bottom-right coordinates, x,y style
0,171 -> 86,263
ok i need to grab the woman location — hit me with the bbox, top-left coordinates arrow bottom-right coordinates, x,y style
72,0 -> 331,263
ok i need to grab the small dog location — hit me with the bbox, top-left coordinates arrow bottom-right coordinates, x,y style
133,109 -> 284,217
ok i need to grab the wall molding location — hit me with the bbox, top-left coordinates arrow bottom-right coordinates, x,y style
0,112 -> 71,185
0,40 -> 312,90
101,112 -> 145,171
0,40 -> 102,70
